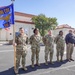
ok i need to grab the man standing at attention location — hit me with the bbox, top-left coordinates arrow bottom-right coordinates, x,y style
43,30 -> 54,65
14,27 -> 28,74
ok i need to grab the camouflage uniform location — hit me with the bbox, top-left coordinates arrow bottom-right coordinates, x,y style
43,34 -> 54,65
55,35 -> 65,61
15,33 -> 28,71
30,34 -> 41,67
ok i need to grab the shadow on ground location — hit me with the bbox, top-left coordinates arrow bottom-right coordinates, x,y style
0,60 -> 68,75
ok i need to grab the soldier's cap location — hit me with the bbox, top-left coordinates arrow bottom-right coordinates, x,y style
33,28 -> 39,33
59,30 -> 63,33
19,27 -> 23,30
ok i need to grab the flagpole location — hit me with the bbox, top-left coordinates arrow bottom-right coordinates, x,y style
11,0 -> 16,71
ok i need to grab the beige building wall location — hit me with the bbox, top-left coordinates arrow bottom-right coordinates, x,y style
53,28 -> 72,37
52,25 -> 74,38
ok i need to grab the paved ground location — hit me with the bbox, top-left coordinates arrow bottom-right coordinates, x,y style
0,44 -> 75,75
0,41 -> 9,46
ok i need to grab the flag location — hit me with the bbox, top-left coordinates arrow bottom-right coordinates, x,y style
0,4 -> 14,28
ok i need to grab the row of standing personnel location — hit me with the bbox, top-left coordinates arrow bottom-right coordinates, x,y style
14,27 -> 75,74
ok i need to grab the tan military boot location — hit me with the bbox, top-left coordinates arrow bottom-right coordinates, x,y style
45,60 -> 48,65
14,69 -> 18,74
50,56 -> 54,64
31,61 -> 34,68
60,56 -> 63,62
22,66 -> 27,71
50,61 -> 54,64
36,60 -> 40,66
57,56 -> 60,62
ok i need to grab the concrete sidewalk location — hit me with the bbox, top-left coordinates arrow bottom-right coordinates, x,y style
0,41 -> 9,46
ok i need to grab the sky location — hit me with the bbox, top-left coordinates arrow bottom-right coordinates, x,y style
0,0 -> 75,28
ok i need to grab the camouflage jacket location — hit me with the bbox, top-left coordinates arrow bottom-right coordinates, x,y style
54,35 -> 65,47
30,34 -> 41,47
43,34 -> 54,46
15,33 -> 28,50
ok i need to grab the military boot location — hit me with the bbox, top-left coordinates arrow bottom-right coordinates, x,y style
57,56 -> 60,62
45,60 -> 48,65
31,61 -> 34,68
36,60 -> 40,66
60,56 -> 63,62
22,66 -> 27,71
50,60 -> 54,64
50,55 -> 54,64
14,69 -> 18,74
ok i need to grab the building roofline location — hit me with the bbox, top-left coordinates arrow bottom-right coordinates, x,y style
15,11 -> 36,18
55,27 -> 74,30
15,20 -> 34,24
55,24 -> 74,29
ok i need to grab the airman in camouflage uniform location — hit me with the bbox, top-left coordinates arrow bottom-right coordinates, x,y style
30,28 -> 41,68
54,31 -> 65,62
14,27 -> 28,74
43,30 -> 54,65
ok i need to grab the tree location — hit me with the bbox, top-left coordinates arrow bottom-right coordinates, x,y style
32,14 -> 58,36
47,17 -> 58,30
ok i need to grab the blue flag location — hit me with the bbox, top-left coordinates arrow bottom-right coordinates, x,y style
0,4 -> 14,28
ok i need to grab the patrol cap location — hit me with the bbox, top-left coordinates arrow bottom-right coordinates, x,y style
59,30 -> 63,33
19,27 -> 23,30
33,28 -> 39,33
59,30 -> 63,34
